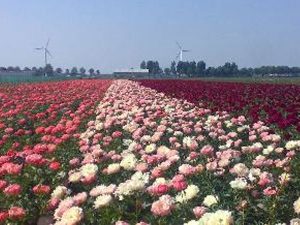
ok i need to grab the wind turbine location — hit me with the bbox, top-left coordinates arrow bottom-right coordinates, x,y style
176,42 -> 190,61
35,38 -> 52,71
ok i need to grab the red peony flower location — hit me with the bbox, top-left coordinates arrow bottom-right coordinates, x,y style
33,184 -> 51,195
0,211 -> 8,223
0,179 -> 8,190
49,161 -> 60,171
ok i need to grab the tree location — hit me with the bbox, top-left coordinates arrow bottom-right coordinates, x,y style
140,61 -> 146,69
32,67 -> 37,72
187,61 -> 197,77
206,67 -> 216,77
14,66 -> 21,72
79,67 -> 86,75
146,61 -> 154,74
44,64 -> 54,76
65,69 -> 70,75
96,70 -> 100,75
239,68 -> 253,77
23,67 -> 31,71
176,61 -> 184,75
146,60 -> 161,74
71,67 -> 78,76
55,68 -> 63,74
196,61 -> 206,76
0,67 -> 7,71
89,68 -> 94,75
33,67 -> 44,76
154,61 -> 162,74
164,68 -> 171,75
170,61 -> 177,75
7,66 -> 14,72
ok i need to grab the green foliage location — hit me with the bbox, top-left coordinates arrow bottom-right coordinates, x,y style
89,68 -> 95,75
79,67 -> 86,75
71,67 -> 78,75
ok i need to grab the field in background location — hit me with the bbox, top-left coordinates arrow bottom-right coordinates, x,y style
1,72 -> 300,84
134,76 -> 300,85
193,76 -> 300,85
0,73 -> 73,83
139,79 -> 300,140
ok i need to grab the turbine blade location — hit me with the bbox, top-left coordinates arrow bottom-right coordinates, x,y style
46,38 -> 50,48
176,41 -> 182,49
35,47 -> 43,50
182,50 -> 190,52
46,49 -> 52,57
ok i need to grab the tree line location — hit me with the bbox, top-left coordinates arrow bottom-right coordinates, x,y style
140,60 -> 300,77
0,65 -> 101,76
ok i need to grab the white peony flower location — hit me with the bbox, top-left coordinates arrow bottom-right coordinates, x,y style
60,206 -> 83,225
106,163 -> 121,174
230,177 -> 247,190
120,154 -> 137,170
68,172 -> 82,183
184,220 -> 200,225
51,186 -> 68,199
294,197 -> 300,214
94,194 -> 113,209
203,195 -> 219,207
145,143 -> 156,154
80,163 -> 98,177
286,140 -> 300,151
232,163 -> 249,177
198,210 -> 233,225
176,185 -> 199,203
290,218 -> 300,225
262,145 -> 274,155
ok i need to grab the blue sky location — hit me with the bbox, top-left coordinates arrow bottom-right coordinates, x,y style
0,0 -> 299,73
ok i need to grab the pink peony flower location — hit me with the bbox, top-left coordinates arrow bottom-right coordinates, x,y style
206,161 -> 218,171
112,131 -> 122,138
115,221 -> 129,225
135,162 -> 148,172
8,207 -> 25,220
69,158 -> 80,167
171,174 -> 187,191
33,184 -> 50,195
258,172 -> 273,187
73,192 -> 87,206
151,195 -> 174,217
263,187 -> 277,196
148,184 -> 169,196
25,154 -> 45,166
193,206 -> 207,219
0,162 -> 22,175
48,197 -> 60,210
4,184 -> 22,196
200,145 -> 214,156
151,167 -> 164,178
0,179 -> 7,190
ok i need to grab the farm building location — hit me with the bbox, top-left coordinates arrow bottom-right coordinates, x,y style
113,68 -> 149,78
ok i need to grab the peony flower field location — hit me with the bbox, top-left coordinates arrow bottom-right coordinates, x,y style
1,79 -> 300,225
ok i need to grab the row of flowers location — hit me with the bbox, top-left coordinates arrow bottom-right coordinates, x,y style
47,80 -> 300,225
139,80 -> 300,140
0,80 -> 111,224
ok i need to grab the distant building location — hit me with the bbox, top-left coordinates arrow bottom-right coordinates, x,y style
113,68 -> 149,78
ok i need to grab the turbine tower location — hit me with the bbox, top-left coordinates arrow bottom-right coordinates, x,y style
35,38 -> 52,68
176,42 -> 190,61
